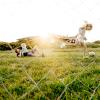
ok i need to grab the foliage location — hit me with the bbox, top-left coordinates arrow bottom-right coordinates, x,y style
0,38 -> 100,50
87,43 -> 100,48
9,42 -> 20,49
0,42 -> 12,50
93,40 -> 100,44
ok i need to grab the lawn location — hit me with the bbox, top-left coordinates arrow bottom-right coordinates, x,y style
0,48 -> 100,100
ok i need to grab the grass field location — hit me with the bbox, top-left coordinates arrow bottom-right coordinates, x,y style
0,48 -> 100,100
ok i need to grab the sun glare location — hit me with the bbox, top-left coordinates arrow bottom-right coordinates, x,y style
38,33 -> 49,38
38,33 -> 50,41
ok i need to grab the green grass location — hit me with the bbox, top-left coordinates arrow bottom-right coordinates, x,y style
0,48 -> 100,100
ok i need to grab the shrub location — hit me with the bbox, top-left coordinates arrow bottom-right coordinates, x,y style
0,42 -> 11,50
87,43 -> 100,48
9,42 -> 20,49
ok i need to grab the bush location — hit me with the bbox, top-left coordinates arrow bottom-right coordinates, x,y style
0,42 -> 12,50
87,43 -> 100,48
9,42 -> 20,49
93,40 -> 100,44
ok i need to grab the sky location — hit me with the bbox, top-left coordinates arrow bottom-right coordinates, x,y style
0,0 -> 100,42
